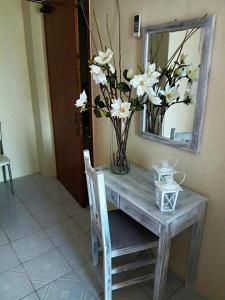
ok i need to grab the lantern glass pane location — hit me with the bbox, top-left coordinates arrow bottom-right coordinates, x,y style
161,174 -> 171,181
163,192 -> 176,210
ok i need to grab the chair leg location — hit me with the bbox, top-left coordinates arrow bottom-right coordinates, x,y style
2,166 -> 7,183
7,164 -> 14,195
103,253 -> 112,300
91,226 -> 99,266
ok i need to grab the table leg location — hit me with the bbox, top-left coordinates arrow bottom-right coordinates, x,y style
185,204 -> 206,288
153,226 -> 171,300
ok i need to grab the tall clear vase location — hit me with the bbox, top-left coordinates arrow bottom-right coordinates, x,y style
146,104 -> 165,135
110,117 -> 130,175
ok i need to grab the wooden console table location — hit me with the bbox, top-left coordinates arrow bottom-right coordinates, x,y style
98,164 -> 208,300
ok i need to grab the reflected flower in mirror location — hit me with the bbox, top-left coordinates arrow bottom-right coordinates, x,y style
139,53 -> 200,135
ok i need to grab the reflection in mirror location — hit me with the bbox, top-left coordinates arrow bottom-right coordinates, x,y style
141,16 -> 215,153
147,29 -> 201,144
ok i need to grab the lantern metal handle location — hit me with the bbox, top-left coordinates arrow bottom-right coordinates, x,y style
173,171 -> 186,186
166,157 -> 179,169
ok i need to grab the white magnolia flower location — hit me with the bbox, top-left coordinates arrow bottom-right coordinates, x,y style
111,98 -> 131,118
94,48 -> 113,65
130,74 -> 153,97
75,90 -> 87,108
108,63 -> 115,74
180,53 -> 191,65
146,63 -> 160,84
90,65 -> 107,85
175,66 -> 188,77
127,68 -> 134,79
160,85 -> 179,103
187,65 -> 199,81
147,88 -> 162,105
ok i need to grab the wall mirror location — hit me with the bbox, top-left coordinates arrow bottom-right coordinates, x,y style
140,16 -> 215,153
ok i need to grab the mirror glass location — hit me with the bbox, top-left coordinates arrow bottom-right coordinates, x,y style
146,29 -> 201,143
140,16 -> 215,153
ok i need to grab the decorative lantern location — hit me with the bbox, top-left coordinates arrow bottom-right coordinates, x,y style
155,174 -> 185,212
152,158 -> 178,182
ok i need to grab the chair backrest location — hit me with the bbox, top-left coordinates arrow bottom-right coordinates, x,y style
83,150 -> 111,251
0,122 -> 3,154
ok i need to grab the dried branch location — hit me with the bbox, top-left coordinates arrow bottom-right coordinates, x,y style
152,33 -> 165,64
167,27 -> 200,68
167,14 -> 207,68
92,9 -> 104,51
106,14 -> 116,67
116,0 -> 122,81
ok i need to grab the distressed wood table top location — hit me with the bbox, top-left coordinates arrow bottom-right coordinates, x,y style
99,164 -> 207,224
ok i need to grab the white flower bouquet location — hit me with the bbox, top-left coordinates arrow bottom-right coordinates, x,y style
75,3 -> 200,174
75,46 -> 198,173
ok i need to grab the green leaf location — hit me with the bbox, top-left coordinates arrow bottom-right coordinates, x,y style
106,75 -> 116,86
100,111 -> 106,117
94,95 -> 105,108
94,108 -> 102,118
131,97 -> 139,106
94,95 -> 100,106
135,105 -> 144,111
183,96 -> 192,105
98,101 -> 105,108
100,110 -> 111,117
116,82 -> 130,93
130,97 -> 144,111
123,69 -> 130,81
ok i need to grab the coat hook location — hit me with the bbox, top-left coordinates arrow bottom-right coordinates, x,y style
27,0 -> 54,14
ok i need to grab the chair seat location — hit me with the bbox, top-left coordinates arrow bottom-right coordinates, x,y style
0,154 -> 10,166
109,210 -> 158,252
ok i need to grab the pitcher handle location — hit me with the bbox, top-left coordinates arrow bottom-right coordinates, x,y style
174,171 -> 186,185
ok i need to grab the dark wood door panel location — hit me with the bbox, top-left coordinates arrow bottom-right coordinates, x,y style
44,0 -> 86,206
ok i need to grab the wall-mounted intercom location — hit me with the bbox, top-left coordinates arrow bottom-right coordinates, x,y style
133,14 -> 142,38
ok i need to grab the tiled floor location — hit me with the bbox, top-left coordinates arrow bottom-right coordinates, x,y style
0,174 -> 207,300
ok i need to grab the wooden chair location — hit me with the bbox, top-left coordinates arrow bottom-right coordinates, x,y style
83,150 -> 159,300
0,122 -> 14,194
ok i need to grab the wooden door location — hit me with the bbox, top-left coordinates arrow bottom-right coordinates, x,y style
44,0 -> 86,206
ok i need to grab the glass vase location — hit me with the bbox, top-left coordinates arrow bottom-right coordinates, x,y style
146,103 -> 165,135
110,117 -> 131,175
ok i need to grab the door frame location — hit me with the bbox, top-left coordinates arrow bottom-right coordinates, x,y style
83,0 -> 94,164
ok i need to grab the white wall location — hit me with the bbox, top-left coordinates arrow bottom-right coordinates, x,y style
0,0 -> 56,181
22,1 -> 56,177
0,0 -> 39,180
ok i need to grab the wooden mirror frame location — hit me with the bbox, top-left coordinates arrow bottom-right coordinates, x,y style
140,15 -> 216,154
